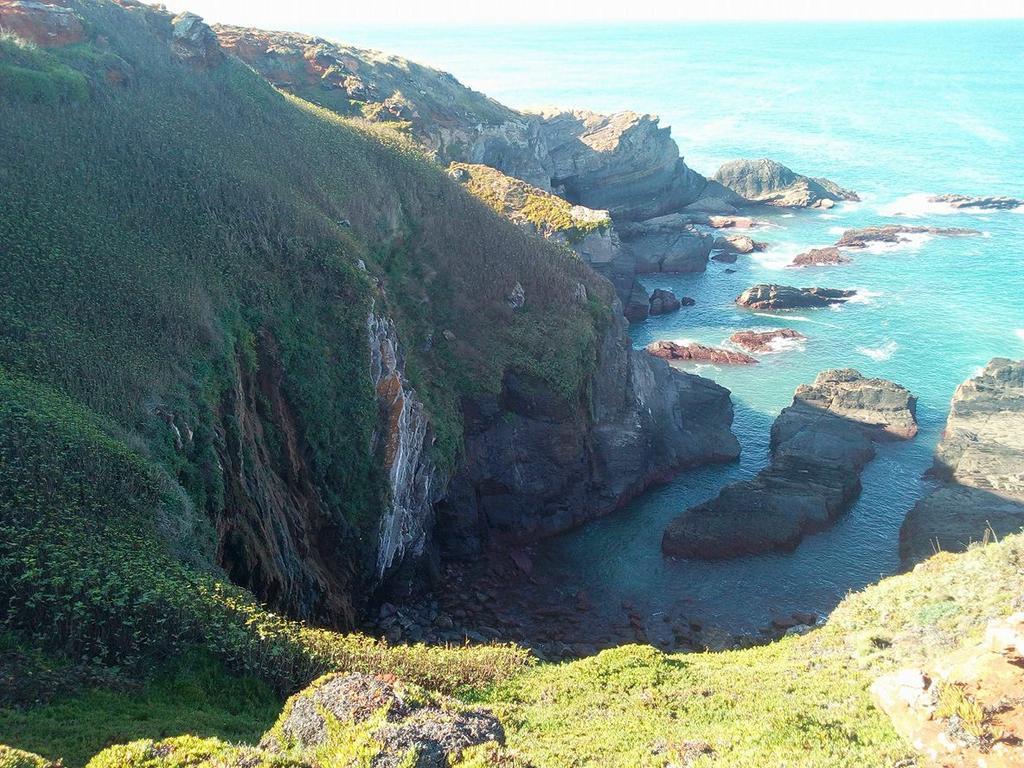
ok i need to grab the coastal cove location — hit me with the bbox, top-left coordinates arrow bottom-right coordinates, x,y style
344,20 -> 1024,637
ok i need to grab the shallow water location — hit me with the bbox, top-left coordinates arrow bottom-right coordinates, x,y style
339,21 -> 1024,631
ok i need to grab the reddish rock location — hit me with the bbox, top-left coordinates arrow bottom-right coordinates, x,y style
646,341 -> 757,365
729,328 -> 806,353
0,0 -> 85,47
789,247 -> 851,267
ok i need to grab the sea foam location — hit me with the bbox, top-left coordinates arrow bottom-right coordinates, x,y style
856,340 -> 898,361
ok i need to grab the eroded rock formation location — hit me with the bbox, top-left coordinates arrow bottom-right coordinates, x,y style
929,193 -> 1024,211
0,0 -> 84,47
617,214 -> 713,274
645,340 -> 758,365
900,358 -> 1024,566
790,247 -> 852,267
648,288 -> 683,316
663,370 -> 917,558
736,284 -> 856,310
835,225 -> 981,249
713,158 -> 859,208
729,328 -> 806,353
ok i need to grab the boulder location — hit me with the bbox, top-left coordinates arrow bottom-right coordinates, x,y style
835,225 -> 981,249
0,0 -> 84,47
171,12 -> 224,67
789,247 -> 852,267
623,280 -> 650,323
713,158 -> 859,208
663,370 -> 917,558
262,672 -> 505,766
929,193 -> 1024,211
736,284 -> 855,310
728,328 -> 806,353
713,234 -> 767,254
648,288 -> 682,316
899,358 -> 1024,566
646,341 -> 757,365
711,252 -> 737,264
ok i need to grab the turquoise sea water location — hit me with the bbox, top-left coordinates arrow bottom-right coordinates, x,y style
342,22 -> 1024,631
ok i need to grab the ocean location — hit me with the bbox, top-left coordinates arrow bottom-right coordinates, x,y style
339,21 -> 1024,632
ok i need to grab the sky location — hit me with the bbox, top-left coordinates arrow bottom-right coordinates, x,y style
160,0 -> 1024,28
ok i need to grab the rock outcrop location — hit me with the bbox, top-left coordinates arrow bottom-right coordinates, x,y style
929,193 -> 1024,211
900,359 -> 1024,566
736,284 -> 856,310
713,234 -> 767,254
0,0 -> 84,47
789,247 -> 852,267
835,225 -> 981,249
617,214 -> 713,274
262,672 -> 507,766
729,328 -> 806,353
713,158 -> 859,208
170,12 -> 224,67
437,308 -> 740,555
871,613 -> 1024,767
663,370 -> 917,559
648,288 -> 682,315
646,340 -> 758,365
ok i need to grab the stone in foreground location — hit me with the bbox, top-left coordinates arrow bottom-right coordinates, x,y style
645,341 -> 758,365
736,284 -> 855,310
663,369 -> 917,559
899,358 -> 1024,566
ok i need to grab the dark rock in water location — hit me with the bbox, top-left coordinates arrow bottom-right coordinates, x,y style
736,284 -> 855,310
723,268 -> 737,274
646,341 -> 758,365
713,158 -> 859,208
438,307 -> 739,555
623,279 -> 650,322
834,225 -> 981,249
790,247 -> 852,267
618,214 -> 714,274
729,328 -> 806,353
663,369 -> 918,559
712,252 -> 738,264
900,358 -> 1024,567
713,234 -> 767,254
929,193 -> 1024,211
262,672 -> 504,765
648,288 -> 682,315
679,296 -> 697,306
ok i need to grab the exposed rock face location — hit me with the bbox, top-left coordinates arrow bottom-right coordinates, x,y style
790,247 -> 852,267
0,0 -> 84,47
713,158 -> 859,208
262,672 -> 505,766
437,308 -> 740,555
871,613 -> 1024,768
929,193 -> 1024,211
368,314 -> 441,586
713,234 -> 767,254
617,214 -> 713,274
835,225 -> 981,248
646,340 -> 758,365
170,12 -> 224,67
900,359 -> 1024,566
729,328 -> 806,353
648,288 -> 682,315
214,330 -> 360,628
736,284 -> 856,310
663,370 -> 917,559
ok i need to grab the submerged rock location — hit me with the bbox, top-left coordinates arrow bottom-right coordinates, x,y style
736,284 -> 856,310
728,328 -> 806,353
663,369 -> 917,559
929,193 -> 1024,211
713,158 -> 859,208
646,341 -> 758,365
900,358 -> 1024,566
834,224 -> 981,249
789,247 -> 852,267
648,288 -> 682,315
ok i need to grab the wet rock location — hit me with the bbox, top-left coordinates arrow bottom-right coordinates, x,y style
834,224 -> 980,248
713,234 -> 767,254
663,369 -> 917,558
711,252 -> 738,264
713,158 -> 859,208
900,358 -> 1024,566
789,246 -> 852,267
929,193 -> 1024,211
728,328 -> 806,353
646,341 -> 758,366
736,284 -> 856,310
679,296 -> 696,306
648,288 -> 682,315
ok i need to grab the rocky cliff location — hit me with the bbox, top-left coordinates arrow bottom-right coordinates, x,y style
438,308 -> 740,556
900,359 -> 1024,566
